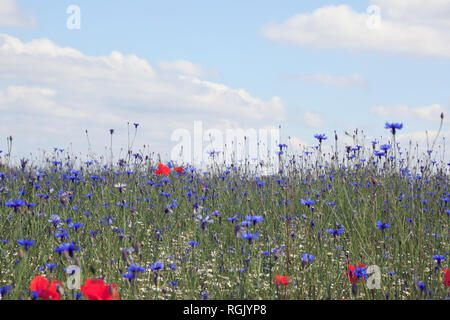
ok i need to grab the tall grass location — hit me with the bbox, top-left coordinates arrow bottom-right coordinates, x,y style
0,127 -> 448,300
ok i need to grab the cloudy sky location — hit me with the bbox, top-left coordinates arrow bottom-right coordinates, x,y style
0,0 -> 449,163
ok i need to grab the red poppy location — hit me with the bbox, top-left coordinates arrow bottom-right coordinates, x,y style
175,166 -> 184,174
347,263 -> 366,283
443,268 -> 450,287
30,275 -> 62,300
273,275 -> 290,285
80,278 -> 118,300
155,163 -> 170,176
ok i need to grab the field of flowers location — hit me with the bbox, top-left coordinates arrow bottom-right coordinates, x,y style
0,122 -> 448,300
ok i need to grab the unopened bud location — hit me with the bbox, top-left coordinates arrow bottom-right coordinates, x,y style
56,283 -> 64,296
352,282 -> 358,296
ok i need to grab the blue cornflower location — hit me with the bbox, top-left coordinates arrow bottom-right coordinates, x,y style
17,239 -> 35,250
326,226 -> 344,236
54,230 -> 69,239
241,232 -> 259,244
150,261 -> 164,271
300,198 -> 315,207
211,210 -> 220,217
385,122 -> 403,135
188,241 -> 199,247
122,272 -> 135,280
69,222 -> 84,231
48,214 -> 61,226
380,144 -> 391,151
128,263 -> 146,273
376,220 -> 390,231
227,216 -> 238,222
168,281 -> 178,286
433,255 -> 446,265
0,285 -> 12,297
245,215 -> 264,225
169,263 -> 177,270
5,198 -> 25,212
45,264 -> 58,272
72,292 -> 83,300
301,253 -> 315,263
54,242 -> 80,257
201,291 -> 210,300
353,265 -> 368,280
314,134 -> 327,143
240,220 -> 252,227
417,281 -> 426,291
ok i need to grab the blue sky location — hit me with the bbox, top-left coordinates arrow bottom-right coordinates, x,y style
0,0 -> 449,163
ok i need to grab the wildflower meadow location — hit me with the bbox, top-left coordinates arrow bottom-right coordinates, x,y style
0,120 -> 448,301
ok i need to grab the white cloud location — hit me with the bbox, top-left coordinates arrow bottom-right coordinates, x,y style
372,0 -> 450,28
299,112 -> 325,129
0,0 -> 35,27
158,60 -> 206,77
286,136 -> 309,153
283,73 -> 365,87
397,129 -> 450,156
0,86 -> 88,119
370,104 -> 448,123
260,2 -> 450,58
0,33 -> 285,160
158,60 -> 221,79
